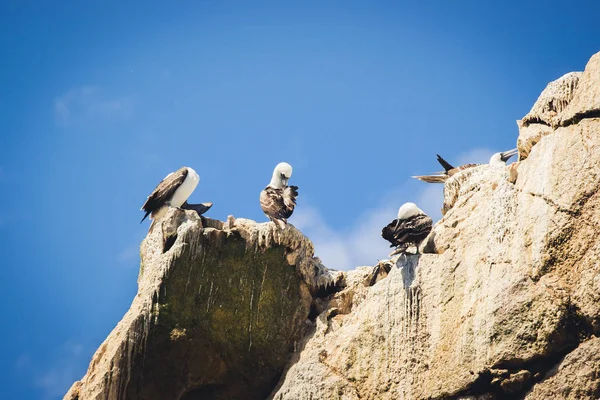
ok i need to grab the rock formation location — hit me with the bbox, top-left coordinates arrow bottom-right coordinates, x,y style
65,212 -> 343,400
270,51 -> 600,400
67,51 -> 600,400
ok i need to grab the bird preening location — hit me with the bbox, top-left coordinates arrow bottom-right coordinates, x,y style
139,147 -> 517,267
140,162 -> 300,231
260,162 -> 299,230
381,202 -> 433,256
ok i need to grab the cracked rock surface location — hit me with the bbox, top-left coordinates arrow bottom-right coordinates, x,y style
269,51 -> 600,400
65,212 -> 343,400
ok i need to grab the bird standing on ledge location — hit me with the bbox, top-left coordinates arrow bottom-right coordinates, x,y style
381,202 -> 433,256
141,166 -> 203,223
260,162 -> 299,230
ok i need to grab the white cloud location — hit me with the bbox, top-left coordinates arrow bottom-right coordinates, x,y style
292,206 -> 353,270
54,86 -> 135,127
292,148 -> 497,271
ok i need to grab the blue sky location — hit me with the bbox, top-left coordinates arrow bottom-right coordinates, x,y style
1,1 -> 598,398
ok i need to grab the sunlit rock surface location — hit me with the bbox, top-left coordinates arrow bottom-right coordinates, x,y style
270,51 -> 600,399
65,211 -> 343,400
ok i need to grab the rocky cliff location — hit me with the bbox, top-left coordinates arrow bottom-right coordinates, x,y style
65,212 -> 343,400
66,51 -> 600,400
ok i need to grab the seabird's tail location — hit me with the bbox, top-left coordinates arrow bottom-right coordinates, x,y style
389,246 -> 408,257
140,210 -> 152,223
181,201 -> 213,216
412,174 -> 448,183
436,154 -> 454,173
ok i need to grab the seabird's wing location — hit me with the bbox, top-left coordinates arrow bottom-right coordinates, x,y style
282,185 -> 298,214
381,219 -> 401,247
436,154 -> 454,173
412,174 -> 448,183
141,167 -> 188,222
393,215 -> 433,244
260,185 -> 298,222
414,162 -> 481,182
260,187 -> 283,220
447,163 -> 479,176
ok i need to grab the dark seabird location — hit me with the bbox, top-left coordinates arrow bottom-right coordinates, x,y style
381,202 -> 433,256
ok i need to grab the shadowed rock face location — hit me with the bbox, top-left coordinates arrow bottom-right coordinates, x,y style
65,212 -> 344,400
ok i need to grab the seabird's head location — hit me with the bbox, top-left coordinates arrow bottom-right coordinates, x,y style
397,202 -> 426,220
269,162 -> 293,188
186,166 -> 200,182
489,148 -> 518,166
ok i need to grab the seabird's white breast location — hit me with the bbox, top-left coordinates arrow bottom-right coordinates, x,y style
169,167 -> 199,207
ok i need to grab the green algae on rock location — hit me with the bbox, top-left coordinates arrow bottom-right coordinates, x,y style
65,210 -> 344,400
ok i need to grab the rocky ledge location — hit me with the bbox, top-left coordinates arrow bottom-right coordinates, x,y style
65,212 -> 343,400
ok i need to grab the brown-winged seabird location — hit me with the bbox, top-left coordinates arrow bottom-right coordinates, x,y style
381,202 -> 433,256
260,162 -> 298,230
141,166 -> 211,222
412,148 -> 518,183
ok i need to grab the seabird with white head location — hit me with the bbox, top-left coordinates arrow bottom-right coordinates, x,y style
381,202 -> 433,256
412,148 -> 518,183
260,162 -> 299,230
488,148 -> 519,166
141,166 -> 210,223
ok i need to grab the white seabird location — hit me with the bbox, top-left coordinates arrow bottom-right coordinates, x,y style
260,162 -> 299,230
140,166 -> 203,223
381,202 -> 433,256
412,148 -> 518,183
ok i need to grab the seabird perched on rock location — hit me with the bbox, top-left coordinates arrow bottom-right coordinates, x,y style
260,162 -> 299,230
141,166 -> 210,223
381,202 -> 433,256
487,148 -> 519,166
412,148 -> 518,183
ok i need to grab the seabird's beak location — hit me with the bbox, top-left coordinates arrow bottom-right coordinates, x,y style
281,176 -> 289,187
500,148 -> 518,162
